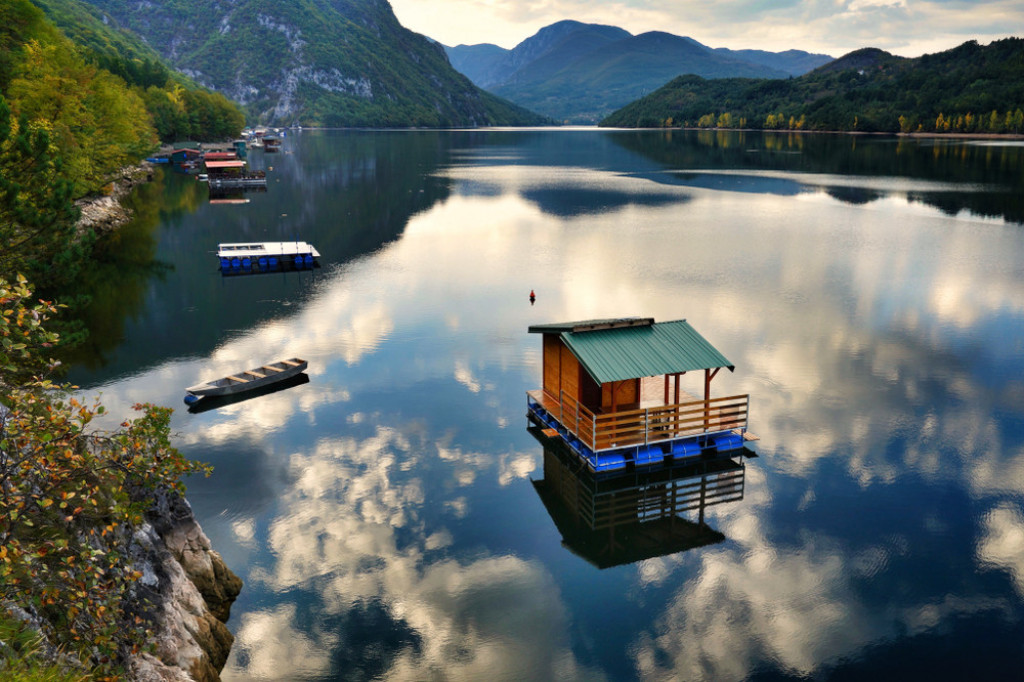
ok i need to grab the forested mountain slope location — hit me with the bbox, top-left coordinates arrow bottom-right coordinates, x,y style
446,20 -> 831,123
79,0 -> 546,127
30,0 -> 245,143
602,38 -> 1024,133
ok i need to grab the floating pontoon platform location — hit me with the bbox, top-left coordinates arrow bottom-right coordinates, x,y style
217,241 -> 321,274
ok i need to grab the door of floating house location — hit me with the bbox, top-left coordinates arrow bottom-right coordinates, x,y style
526,317 -> 751,468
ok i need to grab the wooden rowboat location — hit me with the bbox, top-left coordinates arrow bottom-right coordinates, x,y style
185,358 -> 307,402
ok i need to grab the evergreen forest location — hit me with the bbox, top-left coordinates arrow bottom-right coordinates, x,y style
601,38 -> 1024,134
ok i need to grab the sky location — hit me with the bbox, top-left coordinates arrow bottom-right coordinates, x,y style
388,0 -> 1024,58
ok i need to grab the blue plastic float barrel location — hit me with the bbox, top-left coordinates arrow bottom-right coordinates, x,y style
231,258 -> 241,268
304,254 -> 314,266
672,439 -> 701,459
594,453 -> 627,472
635,444 -> 664,466
294,255 -> 303,268
712,432 -> 743,452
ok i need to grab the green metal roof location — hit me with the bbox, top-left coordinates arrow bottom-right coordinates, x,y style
532,318 -> 734,384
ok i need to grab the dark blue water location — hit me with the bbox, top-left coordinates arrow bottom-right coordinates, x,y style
68,129 -> 1024,680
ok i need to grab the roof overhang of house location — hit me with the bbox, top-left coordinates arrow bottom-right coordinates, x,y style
530,318 -> 734,385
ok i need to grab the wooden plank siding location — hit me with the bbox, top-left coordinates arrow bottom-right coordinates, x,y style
560,342 -> 579,404
543,334 -> 561,397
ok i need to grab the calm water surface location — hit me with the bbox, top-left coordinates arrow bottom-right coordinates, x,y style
68,129 -> 1024,680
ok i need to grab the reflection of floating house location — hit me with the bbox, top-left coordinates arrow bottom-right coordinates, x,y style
531,432 -> 750,568
217,241 -> 320,275
527,318 -> 753,472
208,184 -> 265,204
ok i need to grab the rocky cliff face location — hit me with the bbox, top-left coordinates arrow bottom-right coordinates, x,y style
128,491 -> 242,682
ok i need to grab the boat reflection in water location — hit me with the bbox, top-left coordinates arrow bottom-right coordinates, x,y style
529,425 -> 755,568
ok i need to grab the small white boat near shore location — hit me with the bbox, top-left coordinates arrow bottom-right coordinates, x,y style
184,358 -> 308,404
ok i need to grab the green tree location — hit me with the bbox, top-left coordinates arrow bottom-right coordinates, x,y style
988,109 -> 1002,132
0,96 -> 82,289
7,38 -> 156,196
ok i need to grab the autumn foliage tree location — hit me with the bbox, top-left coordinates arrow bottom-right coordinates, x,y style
1,275 -> 209,678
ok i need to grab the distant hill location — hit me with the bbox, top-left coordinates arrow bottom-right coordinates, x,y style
601,38 -> 1024,133
77,0 -> 546,127
445,20 -> 832,123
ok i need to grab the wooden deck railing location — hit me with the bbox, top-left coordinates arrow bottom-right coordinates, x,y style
534,390 -> 748,452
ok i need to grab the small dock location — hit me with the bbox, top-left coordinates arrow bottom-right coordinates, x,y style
209,176 -> 267,189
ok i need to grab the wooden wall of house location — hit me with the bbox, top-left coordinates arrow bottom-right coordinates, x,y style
542,334 -> 641,414
542,334 -> 583,404
602,379 -> 640,411
560,342 -> 579,402
580,371 -> 602,412
543,334 -> 561,397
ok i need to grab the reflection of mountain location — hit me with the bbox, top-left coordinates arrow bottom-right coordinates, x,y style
521,186 -> 683,217
530,428 -> 752,568
611,131 -> 1024,224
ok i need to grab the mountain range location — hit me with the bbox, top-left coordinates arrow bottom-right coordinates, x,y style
445,20 -> 833,123
69,0 -> 545,127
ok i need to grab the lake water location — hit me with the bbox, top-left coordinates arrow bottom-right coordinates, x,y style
68,129 -> 1024,680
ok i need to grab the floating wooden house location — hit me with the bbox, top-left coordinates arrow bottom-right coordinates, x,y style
203,159 -> 246,176
527,317 -> 752,472
263,135 -> 282,152
170,147 -> 202,169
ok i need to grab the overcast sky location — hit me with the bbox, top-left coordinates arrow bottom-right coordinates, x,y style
388,0 -> 1023,58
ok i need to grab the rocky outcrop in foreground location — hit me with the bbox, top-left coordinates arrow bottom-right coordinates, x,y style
128,491 -> 242,682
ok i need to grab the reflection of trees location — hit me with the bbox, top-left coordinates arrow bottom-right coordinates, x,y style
58,167 -> 206,370
64,131 -> 457,385
610,131 -> 1024,223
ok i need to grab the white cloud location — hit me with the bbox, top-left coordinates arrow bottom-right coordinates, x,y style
391,0 -> 1022,57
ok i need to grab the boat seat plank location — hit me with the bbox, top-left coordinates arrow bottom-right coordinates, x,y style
280,359 -> 301,367
226,375 -> 249,383
245,370 -> 266,378
262,365 -> 284,373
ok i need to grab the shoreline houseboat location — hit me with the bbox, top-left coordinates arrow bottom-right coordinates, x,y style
526,317 -> 754,472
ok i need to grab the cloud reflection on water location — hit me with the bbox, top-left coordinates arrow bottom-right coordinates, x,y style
82,134 -> 1024,679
